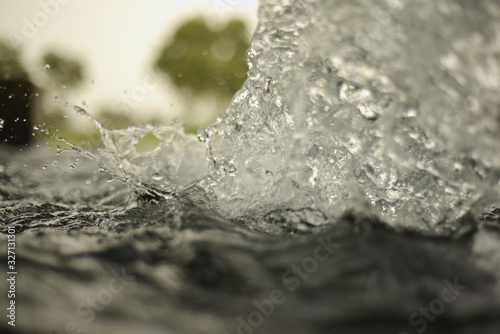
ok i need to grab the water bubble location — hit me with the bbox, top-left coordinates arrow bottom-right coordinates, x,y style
0,119 -> 4,129
197,128 -> 208,142
53,96 -> 59,103
45,64 -> 51,70
8,94 -> 13,99
220,161 -> 237,176
42,164 -> 48,170
151,173 -> 164,181
358,104 -> 378,120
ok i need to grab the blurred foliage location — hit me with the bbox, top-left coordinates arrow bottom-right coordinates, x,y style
0,40 -> 29,81
98,110 -> 135,130
3,16 -> 252,147
155,17 -> 249,97
42,52 -> 84,88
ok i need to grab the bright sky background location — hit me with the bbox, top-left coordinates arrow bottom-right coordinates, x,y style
0,0 -> 258,125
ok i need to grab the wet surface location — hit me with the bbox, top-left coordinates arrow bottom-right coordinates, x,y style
2,0 -> 500,333
0,148 -> 500,334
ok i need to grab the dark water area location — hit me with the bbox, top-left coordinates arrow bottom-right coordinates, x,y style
1,147 -> 500,334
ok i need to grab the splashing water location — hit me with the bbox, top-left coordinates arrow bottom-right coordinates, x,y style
59,106 -> 207,199
2,1 -> 500,334
199,0 -> 500,229
55,0 -> 500,232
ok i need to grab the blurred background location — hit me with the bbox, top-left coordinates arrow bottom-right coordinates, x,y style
0,0 -> 258,146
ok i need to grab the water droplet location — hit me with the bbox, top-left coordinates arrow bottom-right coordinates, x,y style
249,95 -> 260,108
42,164 -> 48,170
453,161 -> 463,172
151,173 -> 164,181
45,64 -> 51,70
220,161 -> 237,176
339,82 -> 372,103
53,96 -> 59,102
70,156 -> 80,170
73,105 -> 86,115
197,128 -> 208,142
33,125 -> 39,130
0,119 -> 4,129
8,94 -> 13,99
358,104 -> 378,120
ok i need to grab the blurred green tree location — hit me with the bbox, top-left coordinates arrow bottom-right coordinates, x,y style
155,17 -> 249,98
0,41 -> 29,81
154,17 -> 250,130
42,52 -> 84,88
